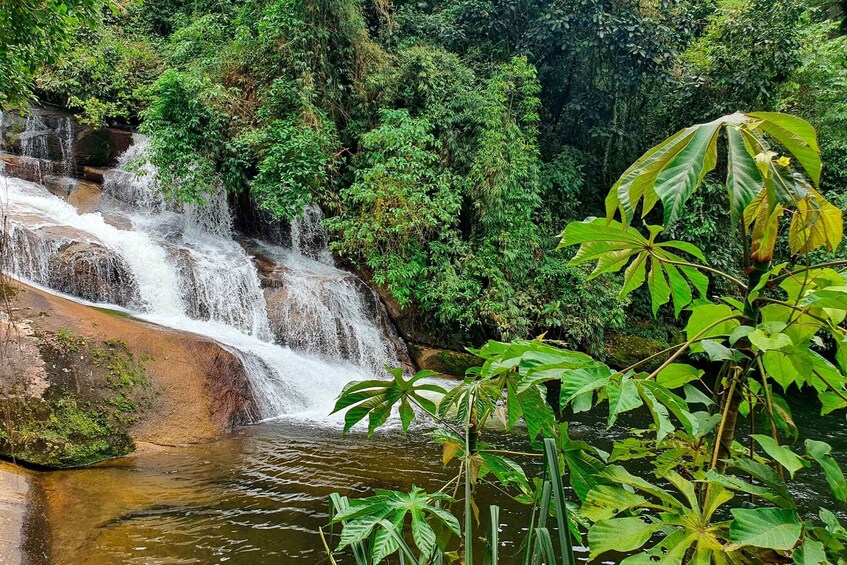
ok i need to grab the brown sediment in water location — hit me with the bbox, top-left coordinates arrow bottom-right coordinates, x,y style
0,461 -> 31,565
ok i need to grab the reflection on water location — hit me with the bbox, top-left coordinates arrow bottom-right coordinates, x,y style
26,402 -> 847,564
29,422 -> 543,564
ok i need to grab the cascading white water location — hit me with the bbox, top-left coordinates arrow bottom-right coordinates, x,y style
257,240 -> 401,374
102,134 -> 167,213
2,136 -> 407,422
289,203 -> 334,265
18,111 -> 76,181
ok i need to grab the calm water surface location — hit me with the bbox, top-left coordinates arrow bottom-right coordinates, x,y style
25,402 -> 847,564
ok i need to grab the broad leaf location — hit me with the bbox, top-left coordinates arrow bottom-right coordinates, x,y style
805,439 -> 847,502
726,125 -> 763,219
587,516 -> 662,559
729,507 -> 802,551
752,435 -> 807,479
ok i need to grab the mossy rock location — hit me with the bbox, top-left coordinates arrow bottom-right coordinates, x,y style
604,331 -> 670,371
0,391 -> 134,468
410,345 -> 480,377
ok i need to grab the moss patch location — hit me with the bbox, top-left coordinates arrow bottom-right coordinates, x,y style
410,344 -> 479,377
0,392 -> 134,468
604,331 -> 670,371
0,330 -> 153,468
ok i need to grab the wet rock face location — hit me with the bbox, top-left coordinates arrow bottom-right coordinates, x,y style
0,106 -> 133,173
3,223 -> 141,308
51,239 -> 140,306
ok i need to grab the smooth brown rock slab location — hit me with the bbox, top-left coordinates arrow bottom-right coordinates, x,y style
0,462 -> 29,565
5,281 -> 257,446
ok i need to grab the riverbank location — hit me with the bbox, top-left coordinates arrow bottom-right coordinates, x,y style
0,461 -> 30,565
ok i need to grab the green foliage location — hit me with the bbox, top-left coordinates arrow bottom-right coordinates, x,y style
36,24 -> 165,126
329,114 -> 847,563
0,0 -> 102,107
239,114 -> 339,219
141,69 -> 245,203
327,109 -> 463,307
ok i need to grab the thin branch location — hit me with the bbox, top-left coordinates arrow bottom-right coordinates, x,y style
754,297 -> 833,327
651,254 -> 748,290
771,260 -> 847,285
645,315 -> 744,381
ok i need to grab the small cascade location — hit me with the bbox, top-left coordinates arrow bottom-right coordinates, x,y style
18,111 -> 76,182
289,203 -> 334,264
57,116 -> 76,177
20,113 -> 52,181
255,240 -> 402,374
102,135 -> 167,213
2,135 -> 409,423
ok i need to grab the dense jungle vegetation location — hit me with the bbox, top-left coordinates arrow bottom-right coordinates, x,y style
5,0 -> 847,563
6,0 -> 845,355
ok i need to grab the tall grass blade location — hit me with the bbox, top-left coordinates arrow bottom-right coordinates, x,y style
487,505 -> 500,565
531,480 -> 553,565
543,437 -> 575,565
533,527 -> 557,564
329,493 -> 369,565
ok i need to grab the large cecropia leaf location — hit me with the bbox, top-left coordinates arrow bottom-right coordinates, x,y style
559,218 -> 708,315
603,111 -> 827,234
726,126 -> 764,220
332,368 -> 447,436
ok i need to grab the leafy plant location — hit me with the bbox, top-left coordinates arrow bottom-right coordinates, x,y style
327,113 -> 847,563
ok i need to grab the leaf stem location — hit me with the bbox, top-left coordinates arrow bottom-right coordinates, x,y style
771,260 -> 847,284
645,315 -> 743,381
652,255 -> 748,290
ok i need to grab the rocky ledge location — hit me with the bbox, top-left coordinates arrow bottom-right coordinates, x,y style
0,280 -> 258,469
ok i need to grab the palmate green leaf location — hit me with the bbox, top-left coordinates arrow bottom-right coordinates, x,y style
726,126 -> 764,220
748,112 -> 821,186
728,507 -> 802,551
619,529 -> 695,565
560,218 -> 708,316
605,126 -> 697,222
653,119 -> 723,226
559,366 -> 613,410
587,516 -> 662,559
606,375 -> 643,428
752,435 -> 808,479
642,381 -> 699,436
332,369 -> 447,436
705,469 -> 794,508
686,303 -> 741,353
560,423 -> 607,501
657,363 -> 703,388
595,465 -> 680,508
805,440 -> 847,502
730,457 -> 795,509
580,485 -> 647,522
748,328 -> 793,352
333,486 -> 459,561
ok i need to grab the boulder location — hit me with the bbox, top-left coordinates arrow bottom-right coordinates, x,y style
3,222 -> 141,308
0,281 -> 259,468
408,344 -> 479,377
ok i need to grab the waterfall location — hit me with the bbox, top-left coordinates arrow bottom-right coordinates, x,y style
20,113 -> 52,182
2,136 -> 407,422
18,111 -> 76,182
